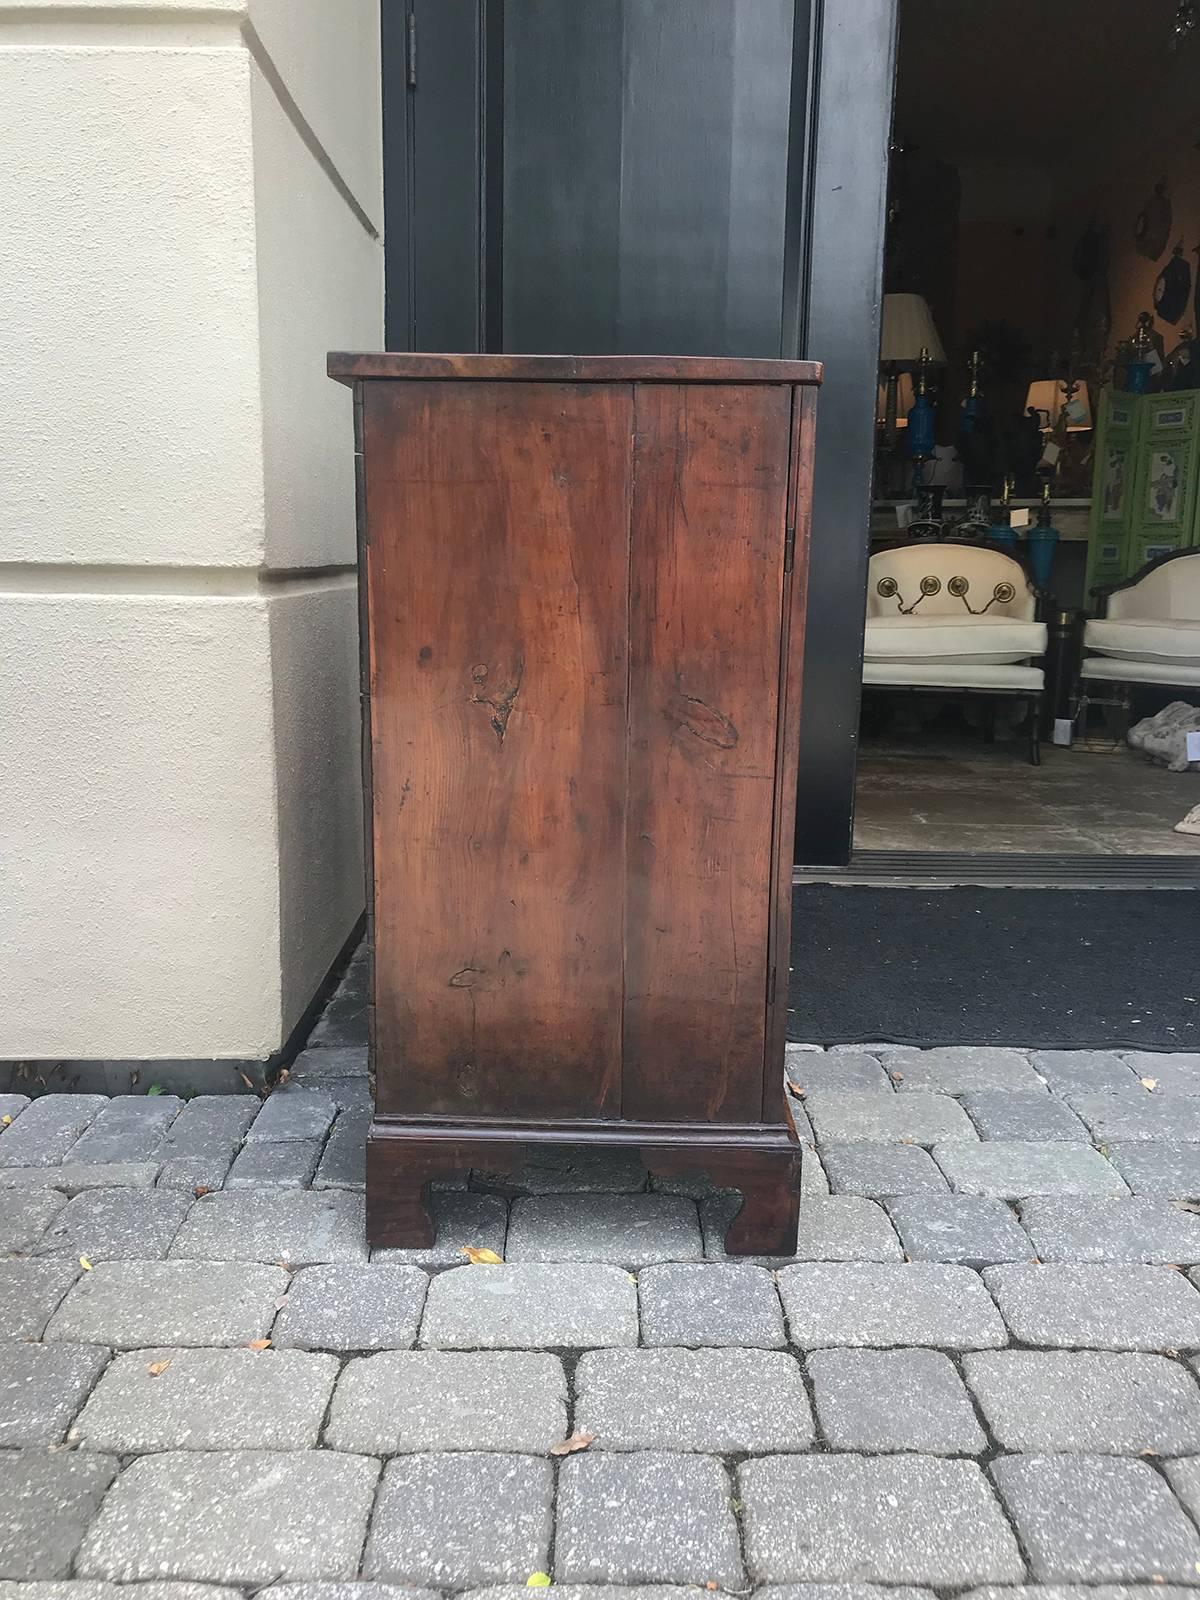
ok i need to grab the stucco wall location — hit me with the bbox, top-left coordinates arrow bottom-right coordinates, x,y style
0,0 -> 381,1059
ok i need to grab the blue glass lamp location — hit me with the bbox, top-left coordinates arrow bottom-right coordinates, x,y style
1028,481 -> 1060,589
905,346 -> 937,461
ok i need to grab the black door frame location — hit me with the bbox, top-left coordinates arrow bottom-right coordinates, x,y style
380,0 -> 898,866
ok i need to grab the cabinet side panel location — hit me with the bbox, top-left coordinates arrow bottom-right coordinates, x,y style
362,379 -> 630,1118
624,381 -> 791,1122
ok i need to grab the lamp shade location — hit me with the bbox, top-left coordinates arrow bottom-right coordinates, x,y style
1025,379 -> 1093,431
880,293 -> 947,367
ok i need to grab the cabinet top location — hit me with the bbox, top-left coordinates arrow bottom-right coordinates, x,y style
328,352 -> 822,386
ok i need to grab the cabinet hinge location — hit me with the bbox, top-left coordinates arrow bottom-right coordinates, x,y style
784,522 -> 796,573
406,11 -> 417,87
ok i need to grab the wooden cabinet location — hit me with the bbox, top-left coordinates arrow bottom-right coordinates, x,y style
1087,389 -> 1200,595
328,354 -> 821,1255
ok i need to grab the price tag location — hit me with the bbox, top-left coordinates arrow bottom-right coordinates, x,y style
1010,508 -> 1031,529
1187,730 -> 1200,764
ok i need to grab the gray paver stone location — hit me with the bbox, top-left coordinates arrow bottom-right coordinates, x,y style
738,1455 -> 1023,1584
463,1590 -> 712,1600
1031,1051 -> 1145,1097
752,1589 -> 937,1600
1109,1141 -> 1200,1198
933,1141 -> 1127,1198
784,1053 -> 894,1094
169,1190 -> 366,1266
959,1590 -> 1198,1600
554,1452 -> 743,1586
225,1140 -> 323,1189
790,1197 -> 903,1261
1071,1095 -> 1200,1144
886,1047 -> 1045,1094
961,1092 -> 1089,1142
0,1189 -> 66,1253
262,1588 -> 434,1600
806,1093 -> 976,1146
820,1143 -> 948,1198
886,1195 -> 1034,1265
1167,1455 -> 1200,1526
313,1111 -> 370,1190
272,1263 -> 427,1351
800,1143 -> 829,1198
697,1191 -> 812,1263
245,1088 -> 338,1144
992,1454 -> 1200,1581
575,1347 -> 813,1452
965,1350 -> 1200,1454
1019,1196 -> 1200,1262
326,1350 -> 565,1452
808,1348 -> 986,1453
0,1163 -> 162,1194
67,1097 -> 184,1164
0,1344 -> 109,1447
0,1584 -> 245,1600
371,1192 -> 508,1268
419,1262 -> 637,1348
0,1262 -> 79,1339
778,1262 -> 1006,1348
1124,1052 -> 1200,1094
0,1096 -> 108,1168
0,1452 -> 119,1579
637,1263 -> 785,1346
363,1454 -> 551,1588
985,1263 -> 1200,1350
288,1045 -> 368,1083
506,1194 -> 701,1266
35,1188 -> 190,1261
77,1450 -> 379,1583
154,1096 -> 259,1192
44,1260 -> 288,1348
71,1347 -> 339,1452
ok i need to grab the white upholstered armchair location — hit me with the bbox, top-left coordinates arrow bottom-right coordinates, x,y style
1080,550 -> 1200,708
863,543 -> 1047,763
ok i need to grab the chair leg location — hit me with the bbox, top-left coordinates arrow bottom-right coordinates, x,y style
1028,696 -> 1041,766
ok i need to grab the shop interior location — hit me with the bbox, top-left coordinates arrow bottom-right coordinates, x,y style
855,0 -> 1200,862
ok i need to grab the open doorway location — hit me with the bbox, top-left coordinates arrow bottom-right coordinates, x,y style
854,0 -> 1200,871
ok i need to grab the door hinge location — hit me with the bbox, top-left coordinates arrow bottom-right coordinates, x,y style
406,11 -> 417,87
767,965 -> 777,1006
784,522 -> 796,573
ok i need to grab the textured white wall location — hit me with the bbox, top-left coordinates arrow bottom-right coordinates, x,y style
0,0 -> 381,1059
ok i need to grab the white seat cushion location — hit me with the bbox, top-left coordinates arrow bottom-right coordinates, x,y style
863,615 -> 1047,666
1080,655 -> 1200,687
1082,617 -> 1200,665
864,660 -> 1044,691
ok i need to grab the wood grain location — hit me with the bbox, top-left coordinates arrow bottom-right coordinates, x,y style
331,352 -> 822,386
362,379 -> 631,1118
623,381 -> 792,1121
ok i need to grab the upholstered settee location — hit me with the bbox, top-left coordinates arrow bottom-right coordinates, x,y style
863,543 -> 1047,763
1080,549 -> 1200,697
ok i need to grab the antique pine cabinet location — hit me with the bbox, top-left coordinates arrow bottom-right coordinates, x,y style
327,353 -> 821,1254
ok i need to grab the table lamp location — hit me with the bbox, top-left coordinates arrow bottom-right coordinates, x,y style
879,294 -> 946,449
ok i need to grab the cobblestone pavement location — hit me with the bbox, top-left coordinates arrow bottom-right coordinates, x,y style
6,951 -> 1200,1593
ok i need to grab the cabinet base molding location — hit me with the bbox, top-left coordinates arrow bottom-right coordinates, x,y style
365,1115 -> 802,1257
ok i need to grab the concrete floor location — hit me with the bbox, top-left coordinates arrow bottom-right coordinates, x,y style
854,734 -> 1200,855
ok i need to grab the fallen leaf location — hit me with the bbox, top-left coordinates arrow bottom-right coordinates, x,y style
526,1574 -> 551,1589
890,1070 -> 904,1082
550,1430 -> 595,1456
706,1584 -> 721,1592
79,1256 -> 93,1271
274,1296 -> 290,1310
1142,1077 -> 1159,1091
0,1115 -> 10,1126
785,1079 -> 806,1100
461,1246 -> 504,1265
246,1338 -> 271,1351
147,1360 -> 171,1376
194,1186 -> 211,1198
